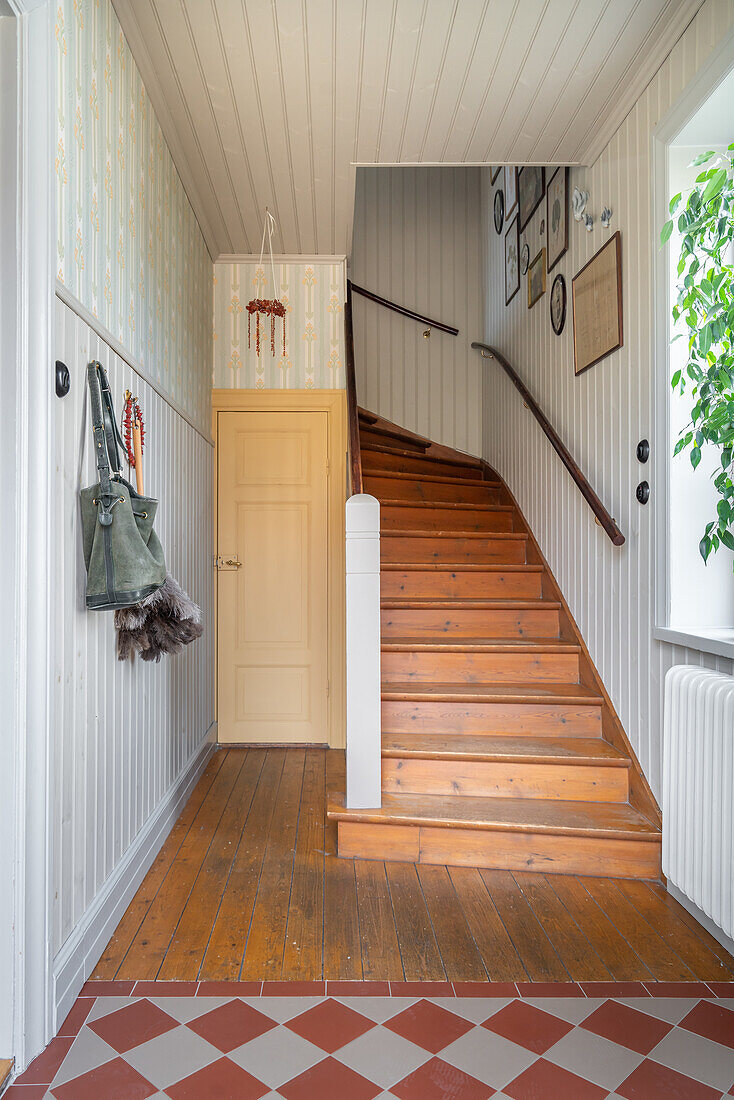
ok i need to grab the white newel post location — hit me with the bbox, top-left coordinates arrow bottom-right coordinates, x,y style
345,493 -> 382,808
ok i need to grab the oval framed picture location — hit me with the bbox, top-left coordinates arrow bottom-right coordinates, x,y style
550,273 -> 566,335
520,242 -> 529,275
494,189 -> 504,234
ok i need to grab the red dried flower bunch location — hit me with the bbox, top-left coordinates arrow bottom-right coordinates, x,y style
247,297 -> 286,357
121,390 -> 145,468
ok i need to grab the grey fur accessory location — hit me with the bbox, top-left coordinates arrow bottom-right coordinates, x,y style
114,573 -> 203,662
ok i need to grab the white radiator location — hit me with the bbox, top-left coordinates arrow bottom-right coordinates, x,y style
663,665 -> 734,940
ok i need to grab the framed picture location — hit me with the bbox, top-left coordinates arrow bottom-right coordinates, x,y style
504,166 -> 517,218
490,165 -> 501,183
572,231 -> 623,374
518,166 -> 544,230
550,273 -> 566,334
527,248 -> 546,308
494,189 -> 504,234
520,241 -> 529,275
546,167 -> 568,272
504,215 -> 519,305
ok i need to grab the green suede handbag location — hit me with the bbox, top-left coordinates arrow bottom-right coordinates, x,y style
80,361 -> 166,610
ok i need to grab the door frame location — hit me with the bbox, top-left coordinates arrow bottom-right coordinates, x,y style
212,389 -> 347,749
0,0 -> 55,1072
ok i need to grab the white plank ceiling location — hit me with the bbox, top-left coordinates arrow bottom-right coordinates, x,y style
113,0 -> 702,258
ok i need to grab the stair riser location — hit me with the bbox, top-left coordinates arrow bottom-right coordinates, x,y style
365,476 -> 500,505
362,452 -> 484,478
381,506 -> 514,532
337,821 -> 661,879
381,540 -> 527,567
360,428 -> 427,452
381,758 -> 629,803
381,700 -> 603,736
381,568 -> 538,597
381,650 -> 580,684
380,608 -> 560,639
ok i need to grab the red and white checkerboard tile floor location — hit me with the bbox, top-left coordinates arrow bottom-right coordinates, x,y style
8,982 -> 734,1099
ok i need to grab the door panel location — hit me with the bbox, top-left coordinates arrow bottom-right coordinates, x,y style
218,411 -> 329,744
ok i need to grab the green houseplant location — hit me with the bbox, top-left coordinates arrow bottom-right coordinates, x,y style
661,143 -> 734,567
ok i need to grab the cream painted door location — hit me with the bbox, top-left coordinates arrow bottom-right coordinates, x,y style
217,410 -> 329,744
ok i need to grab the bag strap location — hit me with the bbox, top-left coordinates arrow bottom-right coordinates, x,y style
87,361 -> 123,501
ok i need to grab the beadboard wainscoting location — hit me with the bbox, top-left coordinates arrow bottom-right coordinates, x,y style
52,296 -> 215,1024
351,166 -> 483,457
481,0 -> 734,803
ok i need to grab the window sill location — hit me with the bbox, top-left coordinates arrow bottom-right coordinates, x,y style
654,625 -> 734,661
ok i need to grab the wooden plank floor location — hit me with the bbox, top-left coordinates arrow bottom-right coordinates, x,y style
93,748 -> 734,983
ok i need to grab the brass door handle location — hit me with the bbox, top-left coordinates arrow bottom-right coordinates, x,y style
216,556 -> 242,570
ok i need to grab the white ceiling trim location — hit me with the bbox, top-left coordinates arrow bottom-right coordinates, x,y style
217,254 -> 347,264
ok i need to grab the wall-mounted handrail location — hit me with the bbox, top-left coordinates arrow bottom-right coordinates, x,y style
345,281 -> 362,494
350,280 -> 459,336
472,342 -> 625,546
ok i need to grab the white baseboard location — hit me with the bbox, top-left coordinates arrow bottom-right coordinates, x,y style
667,883 -> 734,958
52,728 -> 217,1025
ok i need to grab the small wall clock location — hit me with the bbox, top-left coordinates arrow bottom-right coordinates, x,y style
550,273 -> 566,335
494,189 -> 504,234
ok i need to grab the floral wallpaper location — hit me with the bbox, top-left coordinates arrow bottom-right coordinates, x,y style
212,262 -> 346,389
56,0 -> 213,431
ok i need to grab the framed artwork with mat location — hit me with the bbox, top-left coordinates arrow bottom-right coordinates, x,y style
572,231 -> 623,374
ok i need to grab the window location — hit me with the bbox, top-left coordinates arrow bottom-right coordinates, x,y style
654,47 -> 734,659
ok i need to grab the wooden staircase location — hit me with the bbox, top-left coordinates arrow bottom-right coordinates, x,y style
328,410 -> 662,880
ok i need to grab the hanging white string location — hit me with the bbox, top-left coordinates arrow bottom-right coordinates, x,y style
258,208 -> 278,298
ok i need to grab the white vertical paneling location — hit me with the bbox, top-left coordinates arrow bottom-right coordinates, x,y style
53,295 -> 215,959
481,0 -> 734,801
351,165 -> 483,456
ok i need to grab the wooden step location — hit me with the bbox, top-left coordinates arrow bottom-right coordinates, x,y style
361,426 -> 428,452
381,535 -> 527,566
380,563 -> 541,596
381,639 -> 581,685
328,793 -> 661,878
361,444 -> 484,479
381,682 -> 604,737
380,600 -> 561,639
381,501 -> 516,533
364,471 -> 502,504
381,734 -> 630,803
358,416 -> 431,449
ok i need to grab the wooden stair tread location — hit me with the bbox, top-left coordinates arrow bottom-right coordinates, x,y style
360,424 -> 430,450
382,733 -> 631,767
384,530 -> 527,540
381,598 -> 561,609
328,792 -> 659,839
381,682 -> 604,704
381,499 -> 513,512
382,638 -> 578,653
364,469 -> 502,488
381,563 -> 543,572
361,441 -> 482,467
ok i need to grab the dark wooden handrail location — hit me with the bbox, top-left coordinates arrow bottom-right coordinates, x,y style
345,282 -> 362,494
350,281 -> 459,336
472,342 -> 625,546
